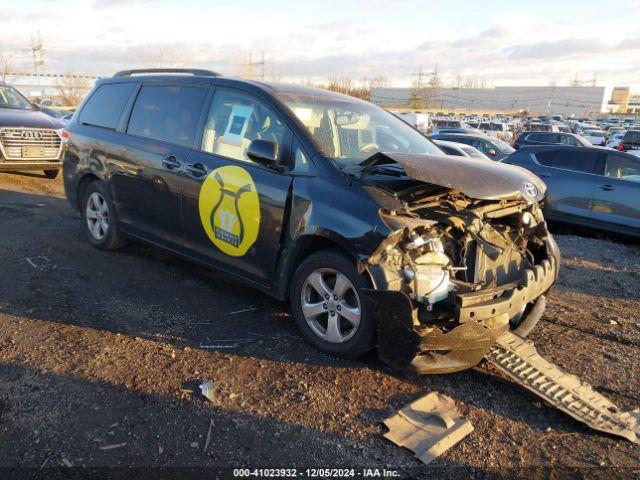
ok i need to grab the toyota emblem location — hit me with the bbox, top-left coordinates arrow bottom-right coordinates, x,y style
523,182 -> 538,199
21,130 -> 43,140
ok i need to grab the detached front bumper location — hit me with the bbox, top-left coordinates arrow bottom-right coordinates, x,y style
364,247 -> 559,374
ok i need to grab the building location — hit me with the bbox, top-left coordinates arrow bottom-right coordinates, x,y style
371,86 -> 608,117
608,87 -> 631,113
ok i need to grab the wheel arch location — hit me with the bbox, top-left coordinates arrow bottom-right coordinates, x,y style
275,233 -> 375,300
75,172 -> 101,211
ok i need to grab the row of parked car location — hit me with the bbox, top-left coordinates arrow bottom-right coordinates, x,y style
422,121 -> 640,239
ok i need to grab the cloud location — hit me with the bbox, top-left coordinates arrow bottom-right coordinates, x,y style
628,1 -> 640,13
92,0 -> 155,9
503,38 -> 611,60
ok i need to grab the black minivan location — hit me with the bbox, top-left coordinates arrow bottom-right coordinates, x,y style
63,69 -> 559,373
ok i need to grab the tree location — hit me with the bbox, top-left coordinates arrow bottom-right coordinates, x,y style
54,73 -> 92,106
0,46 -> 16,82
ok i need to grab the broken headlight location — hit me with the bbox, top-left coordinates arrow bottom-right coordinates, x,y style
404,237 -> 453,304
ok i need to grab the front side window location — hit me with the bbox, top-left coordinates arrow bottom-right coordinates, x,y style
201,90 -> 286,163
605,153 -> 640,182
277,91 -> 441,168
79,83 -> 136,129
0,86 -> 33,111
127,85 -> 206,147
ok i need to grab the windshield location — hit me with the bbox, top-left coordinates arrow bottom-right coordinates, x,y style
0,86 -> 34,111
278,92 -> 442,167
584,129 -> 604,136
493,139 -> 515,154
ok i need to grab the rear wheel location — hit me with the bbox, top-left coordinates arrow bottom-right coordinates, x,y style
43,169 -> 59,179
290,249 -> 375,358
81,181 -> 126,250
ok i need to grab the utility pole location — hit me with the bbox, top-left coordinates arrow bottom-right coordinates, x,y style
591,72 -> 598,87
245,51 -> 266,81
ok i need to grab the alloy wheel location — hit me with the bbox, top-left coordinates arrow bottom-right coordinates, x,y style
85,192 -> 109,241
300,268 -> 361,343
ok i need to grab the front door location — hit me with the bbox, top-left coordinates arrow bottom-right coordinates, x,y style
181,88 -> 293,285
590,151 -> 640,233
530,149 -> 599,223
110,83 -> 209,247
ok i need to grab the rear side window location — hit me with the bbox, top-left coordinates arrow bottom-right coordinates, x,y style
127,86 -> 207,147
536,150 -> 598,174
79,83 -> 136,129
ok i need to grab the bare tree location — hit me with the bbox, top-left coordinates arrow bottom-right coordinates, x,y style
54,73 -> 92,106
0,46 -> 17,82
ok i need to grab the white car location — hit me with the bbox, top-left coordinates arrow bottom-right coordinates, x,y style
606,132 -> 625,149
580,127 -> 606,146
478,121 -> 513,141
433,139 -> 491,160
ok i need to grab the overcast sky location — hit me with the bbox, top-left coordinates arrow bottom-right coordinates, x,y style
2,0 -> 640,90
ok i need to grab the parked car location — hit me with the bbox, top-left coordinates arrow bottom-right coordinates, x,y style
391,111 -> 430,134
63,68 -> 559,374
428,132 -> 515,160
606,132 -> 626,150
619,130 -> 640,152
527,122 -> 559,133
504,145 -> 640,238
429,127 -> 485,136
513,131 -> 591,149
432,139 -> 490,160
580,127 -> 606,146
0,81 -> 65,178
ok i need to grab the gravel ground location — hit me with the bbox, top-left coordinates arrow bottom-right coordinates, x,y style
0,171 -> 638,479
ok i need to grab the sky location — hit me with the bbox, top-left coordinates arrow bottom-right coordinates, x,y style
1,0 -> 640,90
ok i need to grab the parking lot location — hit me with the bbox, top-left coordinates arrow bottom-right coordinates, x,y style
0,171 -> 639,477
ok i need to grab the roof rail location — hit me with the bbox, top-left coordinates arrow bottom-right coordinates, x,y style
113,68 -> 221,78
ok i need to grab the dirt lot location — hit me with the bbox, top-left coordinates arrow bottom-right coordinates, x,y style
0,171 -> 639,479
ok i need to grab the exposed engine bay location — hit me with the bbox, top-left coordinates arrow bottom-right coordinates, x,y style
359,155 -> 560,374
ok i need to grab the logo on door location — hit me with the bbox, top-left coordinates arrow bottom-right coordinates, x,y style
199,165 -> 260,256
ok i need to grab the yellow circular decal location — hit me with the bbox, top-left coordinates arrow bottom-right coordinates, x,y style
198,165 -> 260,257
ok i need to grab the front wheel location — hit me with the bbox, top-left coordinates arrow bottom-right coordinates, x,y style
290,249 -> 375,358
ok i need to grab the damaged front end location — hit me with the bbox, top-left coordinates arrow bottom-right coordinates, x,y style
364,187 -> 560,374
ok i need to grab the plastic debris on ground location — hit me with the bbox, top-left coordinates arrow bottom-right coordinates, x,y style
383,391 -> 473,465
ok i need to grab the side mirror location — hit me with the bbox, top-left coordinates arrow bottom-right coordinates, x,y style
487,148 -> 498,156
247,139 -> 279,168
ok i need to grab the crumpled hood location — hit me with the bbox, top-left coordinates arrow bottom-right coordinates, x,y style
0,108 -> 64,129
361,152 -> 546,202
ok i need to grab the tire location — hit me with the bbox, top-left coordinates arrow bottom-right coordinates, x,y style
290,249 -> 375,358
43,169 -> 59,179
81,180 -> 126,250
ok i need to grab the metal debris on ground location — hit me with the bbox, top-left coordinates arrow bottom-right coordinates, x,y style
199,381 -> 215,403
203,419 -> 214,455
383,392 -> 474,465
225,307 -> 258,315
25,256 -> 51,270
99,442 -> 127,451
488,331 -> 640,443
199,338 -> 254,349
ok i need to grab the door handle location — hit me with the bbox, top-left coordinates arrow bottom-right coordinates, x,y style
185,162 -> 208,178
598,184 -> 615,191
162,155 -> 181,170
